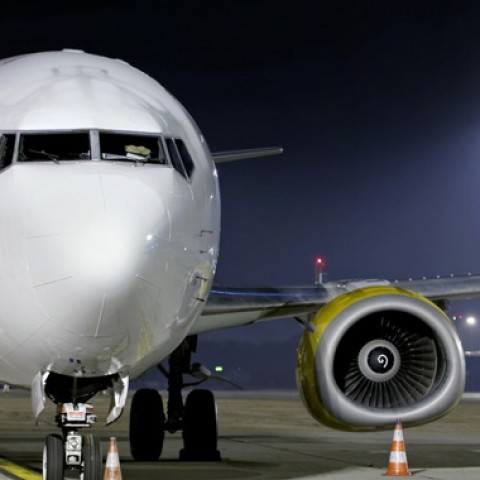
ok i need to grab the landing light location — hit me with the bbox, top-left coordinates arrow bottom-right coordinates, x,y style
215,366 -> 223,373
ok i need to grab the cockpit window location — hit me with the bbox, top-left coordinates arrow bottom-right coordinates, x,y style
0,134 -> 15,169
175,139 -> 195,178
19,132 -> 90,161
99,133 -> 166,164
165,138 -> 195,180
7,130 -> 169,168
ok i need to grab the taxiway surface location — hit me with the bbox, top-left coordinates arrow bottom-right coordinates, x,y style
0,390 -> 479,479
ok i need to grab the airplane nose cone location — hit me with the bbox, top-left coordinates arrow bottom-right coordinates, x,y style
23,167 -> 169,336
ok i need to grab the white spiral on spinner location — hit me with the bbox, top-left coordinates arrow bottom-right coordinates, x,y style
377,354 -> 389,369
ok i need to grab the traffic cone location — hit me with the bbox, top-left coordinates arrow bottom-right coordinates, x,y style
103,437 -> 122,480
384,419 -> 411,476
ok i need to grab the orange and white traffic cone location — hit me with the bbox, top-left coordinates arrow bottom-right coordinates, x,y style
384,419 -> 411,476
103,437 -> 122,480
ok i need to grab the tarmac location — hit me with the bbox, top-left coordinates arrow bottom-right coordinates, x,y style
0,390 -> 478,479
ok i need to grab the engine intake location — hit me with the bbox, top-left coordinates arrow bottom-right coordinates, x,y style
296,286 -> 465,431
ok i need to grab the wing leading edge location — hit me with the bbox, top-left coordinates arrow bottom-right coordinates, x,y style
192,273 -> 480,334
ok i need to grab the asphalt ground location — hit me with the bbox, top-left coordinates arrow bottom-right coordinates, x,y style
0,390 -> 479,479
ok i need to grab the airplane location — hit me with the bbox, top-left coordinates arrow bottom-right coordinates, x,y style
0,49 -> 479,480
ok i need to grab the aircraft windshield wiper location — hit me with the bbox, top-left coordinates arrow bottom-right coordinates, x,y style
28,149 -> 60,163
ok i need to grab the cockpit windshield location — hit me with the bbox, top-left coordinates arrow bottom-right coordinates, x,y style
5,130 -> 190,175
19,132 -> 90,161
99,133 -> 166,164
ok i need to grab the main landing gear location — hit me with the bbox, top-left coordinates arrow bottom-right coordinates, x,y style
43,403 -> 101,480
129,336 -> 221,462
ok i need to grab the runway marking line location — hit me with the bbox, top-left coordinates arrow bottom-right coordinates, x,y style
0,458 -> 41,480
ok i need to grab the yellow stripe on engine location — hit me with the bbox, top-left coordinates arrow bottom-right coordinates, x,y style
0,458 -> 41,480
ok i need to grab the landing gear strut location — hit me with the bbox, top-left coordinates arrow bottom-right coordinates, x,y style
129,336 -> 220,461
43,403 -> 101,480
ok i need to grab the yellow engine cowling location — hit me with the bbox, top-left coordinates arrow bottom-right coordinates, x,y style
296,286 -> 465,431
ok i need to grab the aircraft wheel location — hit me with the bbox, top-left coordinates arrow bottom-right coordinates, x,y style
81,434 -> 101,480
180,389 -> 221,461
43,434 -> 64,480
129,388 -> 165,461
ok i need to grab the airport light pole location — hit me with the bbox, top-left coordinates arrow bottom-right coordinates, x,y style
460,316 -> 478,356
315,257 -> 325,285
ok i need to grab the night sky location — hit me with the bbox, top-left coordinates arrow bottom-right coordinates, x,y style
2,1 -> 480,350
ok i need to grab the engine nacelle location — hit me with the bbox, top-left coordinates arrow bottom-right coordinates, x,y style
296,286 -> 465,431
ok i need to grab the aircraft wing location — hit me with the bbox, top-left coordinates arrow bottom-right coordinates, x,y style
212,147 -> 283,163
191,273 -> 480,334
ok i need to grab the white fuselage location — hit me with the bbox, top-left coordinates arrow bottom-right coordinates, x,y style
0,51 -> 220,386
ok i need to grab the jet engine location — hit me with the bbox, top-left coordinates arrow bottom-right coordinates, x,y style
296,286 -> 465,431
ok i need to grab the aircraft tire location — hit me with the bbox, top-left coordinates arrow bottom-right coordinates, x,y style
81,434 -> 101,480
129,388 -> 165,461
43,434 -> 64,480
180,389 -> 221,461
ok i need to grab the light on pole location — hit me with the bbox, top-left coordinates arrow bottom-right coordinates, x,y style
315,257 -> 325,285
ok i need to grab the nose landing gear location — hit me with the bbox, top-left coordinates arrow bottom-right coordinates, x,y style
43,434 -> 63,480
43,403 -> 101,480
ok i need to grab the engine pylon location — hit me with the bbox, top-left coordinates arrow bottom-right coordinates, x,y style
384,419 -> 411,476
